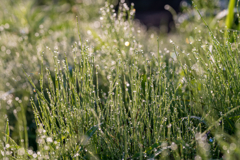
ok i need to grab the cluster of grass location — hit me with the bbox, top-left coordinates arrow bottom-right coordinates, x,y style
1,0 -> 240,159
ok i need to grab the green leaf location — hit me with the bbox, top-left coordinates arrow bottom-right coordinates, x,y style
86,123 -> 103,140
226,0 -> 236,29
223,117 -> 236,133
5,119 -> 9,144
75,123 -> 103,155
225,0 -> 236,41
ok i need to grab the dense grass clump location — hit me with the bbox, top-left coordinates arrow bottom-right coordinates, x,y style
2,0 -> 240,159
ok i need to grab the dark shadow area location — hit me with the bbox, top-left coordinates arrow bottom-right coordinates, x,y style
119,0 -> 189,32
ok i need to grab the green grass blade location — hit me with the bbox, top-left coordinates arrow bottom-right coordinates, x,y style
226,0 -> 236,29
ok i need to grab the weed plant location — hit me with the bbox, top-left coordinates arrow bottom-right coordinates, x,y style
1,0 -> 240,160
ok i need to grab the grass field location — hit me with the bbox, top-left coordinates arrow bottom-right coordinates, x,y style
1,0 -> 240,159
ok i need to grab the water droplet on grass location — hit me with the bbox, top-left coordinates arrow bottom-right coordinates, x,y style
125,41 -> 130,46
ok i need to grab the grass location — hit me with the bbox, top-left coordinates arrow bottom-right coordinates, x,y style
1,0 -> 240,159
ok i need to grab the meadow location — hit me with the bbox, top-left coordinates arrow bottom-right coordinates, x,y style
1,0 -> 240,159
